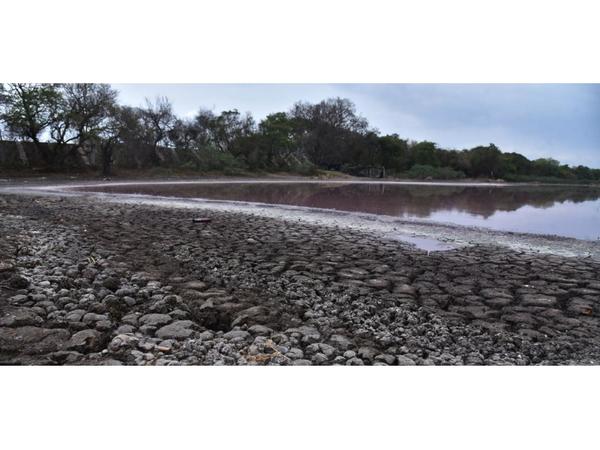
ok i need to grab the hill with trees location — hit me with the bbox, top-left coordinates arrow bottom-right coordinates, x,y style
1,83 -> 598,182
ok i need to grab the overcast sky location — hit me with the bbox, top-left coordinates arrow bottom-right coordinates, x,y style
113,84 -> 600,168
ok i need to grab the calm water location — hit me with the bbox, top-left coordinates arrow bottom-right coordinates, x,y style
76,182 -> 600,240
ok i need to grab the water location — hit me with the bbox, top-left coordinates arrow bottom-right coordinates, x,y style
73,182 -> 600,240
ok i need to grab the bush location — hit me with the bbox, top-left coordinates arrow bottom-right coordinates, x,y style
404,164 -> 465,180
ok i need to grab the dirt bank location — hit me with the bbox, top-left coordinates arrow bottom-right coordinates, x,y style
1,191 -> 600,365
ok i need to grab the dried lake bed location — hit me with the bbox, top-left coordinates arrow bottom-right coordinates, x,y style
1,179 -> 600,365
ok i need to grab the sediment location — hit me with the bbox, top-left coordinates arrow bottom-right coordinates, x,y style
1,191 -> 600,365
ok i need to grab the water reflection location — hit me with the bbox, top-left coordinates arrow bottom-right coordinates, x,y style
75,182 -> 600,240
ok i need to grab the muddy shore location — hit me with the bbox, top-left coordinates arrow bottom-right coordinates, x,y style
1,189 -> 600,365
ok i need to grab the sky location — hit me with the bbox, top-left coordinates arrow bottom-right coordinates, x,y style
113,84 -> 600,168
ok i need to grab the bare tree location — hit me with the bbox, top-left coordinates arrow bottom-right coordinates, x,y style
141,97 -> 175,166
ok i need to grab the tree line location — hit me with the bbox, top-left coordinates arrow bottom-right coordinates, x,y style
1,83 -> 599,182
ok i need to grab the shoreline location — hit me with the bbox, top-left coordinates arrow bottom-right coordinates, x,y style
3,180 -> 600,259
1,189 -> 600,365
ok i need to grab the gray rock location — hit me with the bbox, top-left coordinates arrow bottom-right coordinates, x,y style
521,294 -> 557,307
329,334 -> 352,351
358,346 -> 378,362
156,320 -> 194,340
396,355 -> 416,366
0,307 -> 43,327
138,313 -> 172,327
248,325 -> 273,336
68,329 -> 106,353
108,334 -> 139,352
291,359 -> 312,366
223,330 -> 251,341
312,353 -> 329,364
0,326 -> 70,354
346,357 -> 364,366
82,313 -> 109,323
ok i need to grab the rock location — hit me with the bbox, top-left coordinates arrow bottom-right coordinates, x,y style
0,326 -> 70,355
338,267 -> 370,280
286,348 -> 304,360
396,355 -> 416,366
296,326 -> 321,344
357,346 -> 378,362
394,284 -> 417,296
366,278 -> 392,289
108,334 -> 139,352
8,274 -> 29,289
183,280 -> 207,291
346,357 -> 364,366
0,307 -> 44,327
156,320 -> 194,340
116,324 -> 135,334
157,339 -> 176,352
329,334 -> 352,351
375,354 -> 396,365
312,353 -> 329,364
291,359 -> 312,366
82,313 -> 109,323
223,329 -> 251,341
102,277 -> 121,291
343,350 -> 357,359
139,313 -> 172,328
231,306 -> 269,327
248,325 -> 273,336
9,294 -> 29,305
521,294 -> 557,307
567,298 -> 594,316
67,329 -> 106,353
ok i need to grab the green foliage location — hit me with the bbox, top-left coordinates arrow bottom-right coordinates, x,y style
404,164 -> 465,180
1,85 -> 599,181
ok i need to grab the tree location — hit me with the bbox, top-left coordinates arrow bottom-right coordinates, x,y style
209,109 -> 255,154
0,83 -> 62,166
409,141 -> 440,167
140,96 -> 175,166
290,97 -> 370,169
466,144 -> 504,178
377,134 -> 409,173
49,83 -> 118,167
257,112 -> 298,168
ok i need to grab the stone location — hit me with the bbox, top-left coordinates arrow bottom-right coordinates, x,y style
291,359 -> 312,366
68,329 -> 106,353
156,320 -> 194,340
183,280 -> 207,291
108,333 -> 139,352
329,334 -> 352,351
346,357 -> 364,366
82,313 -> 109,323
248,325 -> 273,336
312,353 -> 329,364
521,294 -> 557,307
9,294 -> 29,305
567,298 -> 594,316
0,326 -> 70,355
138,313 -> 172,327
102,277 -> 120,291
223,329 -> 251,341
286,348 -> 304,360
394,284 -> 417,296
0,307 -> 43,327
8,274 -> 29,289
357,346 -> 378,362
396,355 -> 416,366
